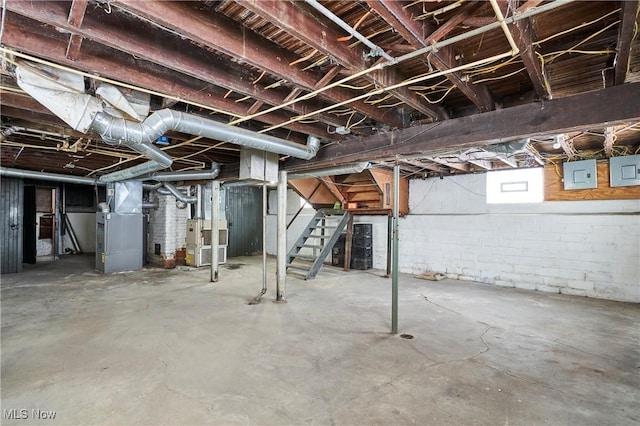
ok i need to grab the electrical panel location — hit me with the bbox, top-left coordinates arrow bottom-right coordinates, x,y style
610,154 -> 640,187
563,159 -> 597,190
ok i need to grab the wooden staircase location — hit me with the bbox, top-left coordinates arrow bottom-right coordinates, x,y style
286,209 -> 351,280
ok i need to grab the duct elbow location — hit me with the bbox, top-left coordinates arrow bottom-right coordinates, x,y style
304,135 -> 322,159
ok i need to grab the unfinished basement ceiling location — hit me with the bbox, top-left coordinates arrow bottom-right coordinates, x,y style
1,0 -> 639,179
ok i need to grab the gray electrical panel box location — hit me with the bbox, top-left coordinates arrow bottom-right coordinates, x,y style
563,159 -> 597,190
610,154 -> 640,187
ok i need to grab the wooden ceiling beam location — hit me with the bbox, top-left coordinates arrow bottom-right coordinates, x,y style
497,0 -> 550,99
366,0 -> 495,112
1,9 -> 335,140
614,0 -> 640,85
109,0 -> 404,129
237,0 -> 446,122
428,156 -> 471,172
4,3 -> 347,136
285,82 -> 640,170
401,160 -> 445,173
65,0 -> 89,60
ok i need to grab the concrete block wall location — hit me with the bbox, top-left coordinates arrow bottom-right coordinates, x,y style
354,174 -> 640,303
148,193 -> 190,268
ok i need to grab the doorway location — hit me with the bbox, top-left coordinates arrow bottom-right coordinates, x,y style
225,186 -> 263,257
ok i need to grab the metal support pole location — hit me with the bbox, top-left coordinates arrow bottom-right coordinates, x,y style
210,180 -> 220,282
254,179 -> 268,301
386,214 -> 392,278
275,170 -> 287,303
391,163 -> 400,334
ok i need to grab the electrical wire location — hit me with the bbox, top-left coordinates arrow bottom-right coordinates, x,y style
534,8 -> 620,46
417,85 -> 456,104
472,67 -> 527,84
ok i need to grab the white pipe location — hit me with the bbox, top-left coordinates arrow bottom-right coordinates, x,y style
2,0 -> 568,138
239,0 -> 571,128
266,52 -> 514,132
489,0 -> 520,55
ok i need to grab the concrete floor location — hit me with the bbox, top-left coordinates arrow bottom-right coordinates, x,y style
1,255 -> 638,425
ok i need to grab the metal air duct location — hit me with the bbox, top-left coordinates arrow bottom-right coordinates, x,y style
15,61 -> 321,183
142,162 -> 220,182
288,162 -> 370,179
157,183 -> 198,204
0,166 -> 100,185
91,110 -> 321,161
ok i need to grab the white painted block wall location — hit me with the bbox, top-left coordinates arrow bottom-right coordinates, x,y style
148,193 -> 189,266
266,189 -> 316,255
353,174 -> 640,303
62,213 -> 96,253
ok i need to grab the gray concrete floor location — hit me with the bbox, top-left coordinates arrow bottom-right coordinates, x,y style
1,255 -> 638,425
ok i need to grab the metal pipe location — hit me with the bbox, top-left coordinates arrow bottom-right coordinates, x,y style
91,109 -> 321,160
143,182 -> 162,191
255,179 -> 268,302
159,183 -> 198,203
275,170 -> 287,303
391,0 -> 569,65
266,51 -> 514,133
288,162 -> 370,179
142,202 -> 157,209
3,0 -> 569,136
0,126 -> 22,142
391,162 -> 399,334
196,184 -> 202,219
304,0 -> 393,61
210,180 -> 220,282
141,162 -> 220,182
235,0 -> 571,128
0,166 -> 100,185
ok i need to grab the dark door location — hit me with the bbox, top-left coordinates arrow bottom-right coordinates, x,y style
226,186 -> 262,257
23,186 -> 37,264
1,178 -> 24,273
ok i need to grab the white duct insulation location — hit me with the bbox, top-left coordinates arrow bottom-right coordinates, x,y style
15,62 -> 321,184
